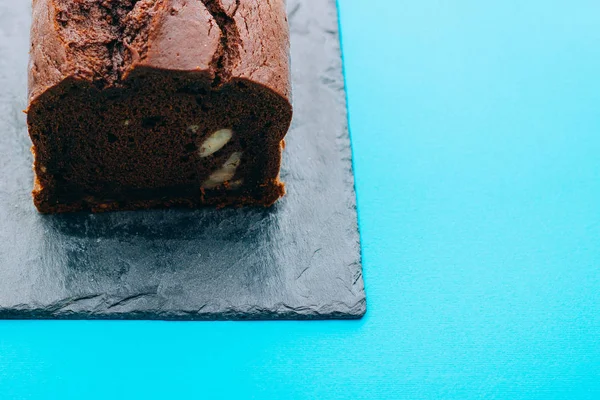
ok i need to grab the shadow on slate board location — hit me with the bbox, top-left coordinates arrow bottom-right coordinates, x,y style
0,0 -> 365,320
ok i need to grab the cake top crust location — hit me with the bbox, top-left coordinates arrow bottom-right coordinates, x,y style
28,0 -> 291,104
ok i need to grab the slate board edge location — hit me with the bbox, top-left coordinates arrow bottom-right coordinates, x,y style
0,299 -> 366,321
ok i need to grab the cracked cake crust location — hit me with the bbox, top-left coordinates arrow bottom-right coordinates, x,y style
27,0 -> 292,213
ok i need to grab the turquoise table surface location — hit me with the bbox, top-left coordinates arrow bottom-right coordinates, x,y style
2,0 -> 600,398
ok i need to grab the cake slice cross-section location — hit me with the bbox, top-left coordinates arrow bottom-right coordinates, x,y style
27,0 -> 293,213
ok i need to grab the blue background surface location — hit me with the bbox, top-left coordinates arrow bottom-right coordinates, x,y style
2,0 -> 600,398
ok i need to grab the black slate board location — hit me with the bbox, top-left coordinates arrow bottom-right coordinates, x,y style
0,0 -> 365,320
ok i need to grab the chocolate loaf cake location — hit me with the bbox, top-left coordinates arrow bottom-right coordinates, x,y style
26,0 -> 293,213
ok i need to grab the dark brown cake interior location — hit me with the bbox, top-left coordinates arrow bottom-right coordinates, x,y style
28,69 -> 292,213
